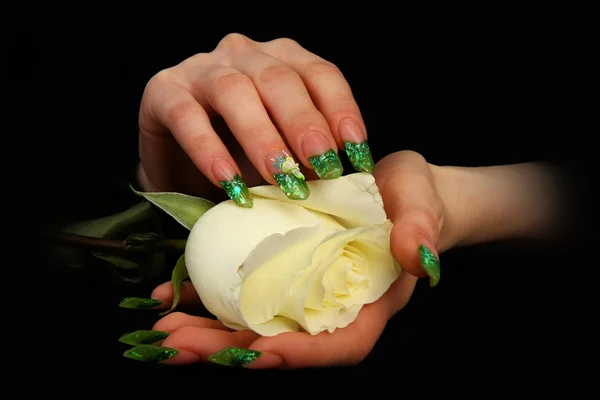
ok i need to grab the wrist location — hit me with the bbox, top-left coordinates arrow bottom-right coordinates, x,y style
431,162 -> 566,250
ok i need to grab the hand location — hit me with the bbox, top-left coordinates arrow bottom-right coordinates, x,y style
121,151 -> 562,368
131,272 -> 417,369
119,151 -> 450,369
137,33 -> 374,206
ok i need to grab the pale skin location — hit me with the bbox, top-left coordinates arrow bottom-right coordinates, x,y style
134,34 -> 565,369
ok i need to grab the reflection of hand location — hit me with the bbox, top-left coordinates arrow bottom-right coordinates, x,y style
137,33 -> 374,205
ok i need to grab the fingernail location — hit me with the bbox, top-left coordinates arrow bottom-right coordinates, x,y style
339,118 -> 374,173
213,157 -> 253,208
208,347 -> 262,367
303,132 -> 343,180
123,344 -> 178,362
265,147 -> 310,200
118,297 -> 163,309
418,244 -> 441,287
118,330 -> 169,345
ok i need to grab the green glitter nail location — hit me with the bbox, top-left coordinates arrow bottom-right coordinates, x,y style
220,174 -> 253,208
309,150 -> 344,180
118,297 -> 163,309
208,347 -> 262,367
119,330 -> 169,345
344,141 -> 375,173
123,344 -> 177,362
418,244 -> 440,287
273,173 -> 310,200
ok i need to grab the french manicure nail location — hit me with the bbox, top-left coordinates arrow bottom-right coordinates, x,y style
213,157 -> 253,208
123,344 -> 178,362
418,244 -> 441,287
118,297 -> 163,309
303,132 -> 343,180
265,147 -> 310,200
118,330 -> 169,345
208,347 -> 262,367
339,118 -> 374,173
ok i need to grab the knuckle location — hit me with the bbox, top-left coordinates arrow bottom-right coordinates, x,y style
166,98 -> 195,126
239,123 -> 273,142
185,132 -> 213,155
304,60 -> 342,80
284,111 -> 326,138
258,63 -> 298,84
271,37 -> 301,49
144,68 -> 175,94
218,33 -> 253,51
213,71 -> 254,95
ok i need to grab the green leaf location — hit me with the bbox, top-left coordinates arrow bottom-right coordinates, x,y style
159,254 -> 189,316
93,253 -> 140,269
130,184 -> 215,230
47,202 -> 157,269
62,201 -> 155,239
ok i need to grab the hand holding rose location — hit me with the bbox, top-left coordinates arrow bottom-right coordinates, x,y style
122,33 -> 565,368
120,151 -> 564,368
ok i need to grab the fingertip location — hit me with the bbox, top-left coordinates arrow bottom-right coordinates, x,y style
390,223 -> 428,279
150,281 -> 173,300
160,348 -> 201,365
244,350 -> 284,369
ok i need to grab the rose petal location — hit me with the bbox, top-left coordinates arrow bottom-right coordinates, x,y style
282,224 -> 399,335
185,198 -> 329,329
249,173 -> 387,229
237,225 -> 332,336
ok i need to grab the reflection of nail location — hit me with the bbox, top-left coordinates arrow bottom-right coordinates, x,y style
119,330 -> 169,345
265,147 -> 310,200
118,297 -> 163,309
208,347 -> 262,367
418,244 -> 441,287
213,157 -> 253,208
303,132 -> 343,180
123,345 -> 178,362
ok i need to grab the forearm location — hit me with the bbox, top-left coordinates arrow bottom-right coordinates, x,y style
432,162 -> 567,249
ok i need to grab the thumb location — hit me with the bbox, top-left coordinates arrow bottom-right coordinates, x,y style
373,151 -> 444,287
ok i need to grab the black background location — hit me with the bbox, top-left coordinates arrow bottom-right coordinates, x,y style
8,24 -> 590,383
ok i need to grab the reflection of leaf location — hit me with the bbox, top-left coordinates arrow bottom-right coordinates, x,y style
130,184 -> 215,230
62,201 -> 155,239
93,253 -> 140,269
159,254 -> 189,316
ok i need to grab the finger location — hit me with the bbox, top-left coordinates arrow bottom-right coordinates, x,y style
230,50 -> 343,181
260,38 -> 374,174
153,311 -> 230,332
373,150 -> 444,286
249,297 -> 393,369
143,71 -> 254,208
250,305 -> 386,369
150,280 -> 202,309
160,327 -> 261,365
191,64 -> 311,200
247,269 -> 416,369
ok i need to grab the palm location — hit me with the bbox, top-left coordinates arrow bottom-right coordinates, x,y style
148,269 -> 417,369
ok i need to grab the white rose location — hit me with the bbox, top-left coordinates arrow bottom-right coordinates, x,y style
185,172 -> 402,337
